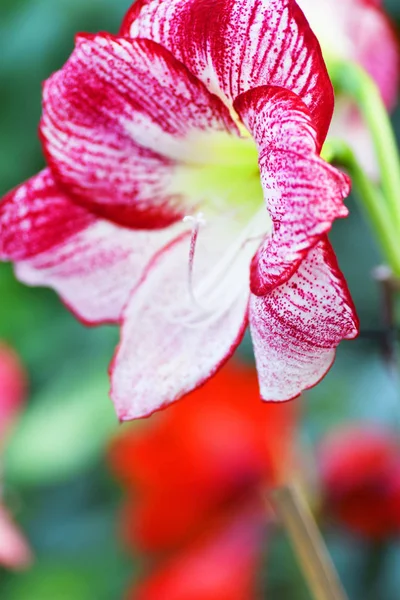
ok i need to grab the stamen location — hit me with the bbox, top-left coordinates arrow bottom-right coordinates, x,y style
193,207 -> 267,303
167,207 -> 271,328
183,212 -> 206,307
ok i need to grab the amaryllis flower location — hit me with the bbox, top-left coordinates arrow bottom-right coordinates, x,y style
319,425 -> 400,540
0,0 -> 358,419
297,0 -> 399,177
108,361 -> 297,597
0,343 -> 32,570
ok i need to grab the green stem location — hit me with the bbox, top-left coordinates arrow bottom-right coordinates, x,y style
327,60 -> 400,233
322,139 -> 400,275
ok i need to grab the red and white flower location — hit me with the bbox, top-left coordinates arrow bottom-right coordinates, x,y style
297,0 -> 399,177
0,0 -> 358,419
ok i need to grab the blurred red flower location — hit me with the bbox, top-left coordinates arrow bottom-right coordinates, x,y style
130,504 -> 264,600
108,360 -> 298,597
0,343 -> 32,569
319,425 -> 400,540
0,343 -> 26,444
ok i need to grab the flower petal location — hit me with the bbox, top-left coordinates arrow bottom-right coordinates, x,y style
40,34 -> 238,229
297,0 -> 399,109
249,237 -> 359,402
123,0 -> 333,147
329,100 -> 379,179
0,170 -> 181,324
357,0 -> 399,109
234,86 -> 350,295
0,169 -> 94,260
111,228 -> 255,420
0,344 -> 27,444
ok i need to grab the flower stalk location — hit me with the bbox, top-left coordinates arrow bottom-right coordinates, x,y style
322,139 -> 400,275
327,60 -> 400,235
271,483 -> 348,600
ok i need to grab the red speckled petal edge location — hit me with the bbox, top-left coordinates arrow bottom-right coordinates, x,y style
122,0 -> 333,148
234,86 -> 350,295
41,34 -> 238,229
250,236 -> 359,402
0,169 -> 182,324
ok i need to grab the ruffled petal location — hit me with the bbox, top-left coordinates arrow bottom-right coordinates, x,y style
0,170 -> 181,324
249,237 -> 359,402
40,34 -> 238,229
123,0 -> 333,147
110,226 -> 256,420
234,86 -> 350,295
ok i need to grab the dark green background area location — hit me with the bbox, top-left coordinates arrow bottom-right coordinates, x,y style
0,1 -> 399,598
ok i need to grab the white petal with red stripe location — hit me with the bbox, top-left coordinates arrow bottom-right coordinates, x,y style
110,221 -> 261,419
41,35 -> 239,229
0,170 -> 182,324
123,0 -> 334,146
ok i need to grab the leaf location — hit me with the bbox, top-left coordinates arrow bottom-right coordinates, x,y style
4,363 -> 119,486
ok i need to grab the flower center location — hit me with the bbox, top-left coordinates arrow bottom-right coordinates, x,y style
172,129 -> 264,221
176,207 -> 270,327
170,126 -> 270,325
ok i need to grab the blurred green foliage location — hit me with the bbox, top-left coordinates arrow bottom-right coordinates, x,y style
0,0 -> 399,598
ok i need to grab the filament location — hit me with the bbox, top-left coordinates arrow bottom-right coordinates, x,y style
170,207 -> 270,328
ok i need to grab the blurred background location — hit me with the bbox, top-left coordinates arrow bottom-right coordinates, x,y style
0,0 -> 400,598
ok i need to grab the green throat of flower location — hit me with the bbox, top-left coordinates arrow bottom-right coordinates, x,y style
167,129 -> 271,322
172,129 -> 265,224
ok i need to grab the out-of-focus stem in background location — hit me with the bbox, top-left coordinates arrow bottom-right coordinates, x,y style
271,483 -> 349,600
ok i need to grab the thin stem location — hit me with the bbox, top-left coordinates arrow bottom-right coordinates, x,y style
374,266 -> 400,386
271,483 -> 348,600
322,138 -> 400,275
327,60 -> 400,232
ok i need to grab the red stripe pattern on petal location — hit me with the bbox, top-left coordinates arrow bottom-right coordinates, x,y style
1,170 -> 182,324
250,237 -> 359,402
0,169 -> 94,261
40,35 -> 238,229
234,86 -> 350,295
123,0 -> 333,147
